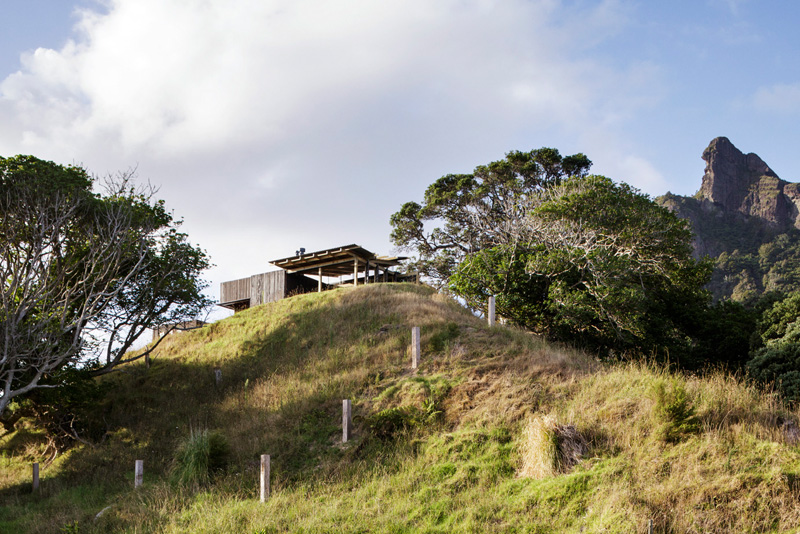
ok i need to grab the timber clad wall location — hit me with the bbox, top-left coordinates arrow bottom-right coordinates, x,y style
220,271 -> 319,310
250,271 -> 286,307
220,277 -> 252,306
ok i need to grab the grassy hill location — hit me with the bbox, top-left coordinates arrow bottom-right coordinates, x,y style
2,283 -> 800,533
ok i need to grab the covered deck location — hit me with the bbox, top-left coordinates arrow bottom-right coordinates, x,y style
269,244 -> 411,291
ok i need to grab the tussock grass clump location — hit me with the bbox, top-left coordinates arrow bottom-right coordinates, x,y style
172,429 -> 229,487
519,415 -> 587,479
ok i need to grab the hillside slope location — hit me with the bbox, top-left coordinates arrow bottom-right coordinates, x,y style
2,284 -> 800,533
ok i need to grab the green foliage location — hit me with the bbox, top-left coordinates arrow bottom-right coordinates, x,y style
369,376 -> 450,440
689,300 -> 758,370
428,322 -> 460,352
447,245 -> 550,332
172,429 -> 230,487
366,406 -> 427,440
390,147 -> 591,287
759,292 -> 800,346
451,175 -> 711,358
0,154 -> 211,419
747,344 -> 800,402
25,366 -> 110,449
744,293 -> 800,402
652,379 -> 700,442
393,149 -> 711,358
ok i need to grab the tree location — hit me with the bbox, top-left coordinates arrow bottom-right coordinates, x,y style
390,148 -> 591,288
746,292 -> 800,401
392,149 -> 711,357
451,175 -> 712,356
0,155 -> 211,420
757,292 -> 800,347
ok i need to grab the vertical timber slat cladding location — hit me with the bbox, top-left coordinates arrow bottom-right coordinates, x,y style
245,271 -> 292,307
250,273 -> 262,307
220,277 -> 250,305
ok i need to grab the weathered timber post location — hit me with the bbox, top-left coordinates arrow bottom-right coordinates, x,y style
411,327 -> 421,369
343,399 -> 352,442
365,261 -> 370,284
648,519 -> 653,534
353,258 -> 358,286
135,460 -> 144,488
260,454 -> 270,502
318,267 -> 323,292
488,296 -> 496,327
214,368 -> 222,388
32,463 -> 39,492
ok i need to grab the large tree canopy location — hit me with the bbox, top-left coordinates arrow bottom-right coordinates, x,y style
450,175 -> 712,355
390,148 -> 592,287
391,149 -> 711,357
0,155 -> 211,419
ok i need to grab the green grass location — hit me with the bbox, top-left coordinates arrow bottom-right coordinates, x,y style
2,283 -> 800,532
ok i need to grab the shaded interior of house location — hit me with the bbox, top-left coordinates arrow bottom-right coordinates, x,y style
218,244 -> 414,312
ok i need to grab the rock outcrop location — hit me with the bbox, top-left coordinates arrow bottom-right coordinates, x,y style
698,137 -> 800,229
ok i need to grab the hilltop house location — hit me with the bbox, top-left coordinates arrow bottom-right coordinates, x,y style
218,244 -> 412,312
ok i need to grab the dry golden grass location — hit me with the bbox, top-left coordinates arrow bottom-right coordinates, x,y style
519,415 -> 560,479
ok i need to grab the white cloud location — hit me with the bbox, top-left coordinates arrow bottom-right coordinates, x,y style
753,83 -> 800,114
0,0 -> 667,300
710,0 -> 749,16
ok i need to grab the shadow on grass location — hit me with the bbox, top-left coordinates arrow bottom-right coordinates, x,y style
0,284 -> 526,531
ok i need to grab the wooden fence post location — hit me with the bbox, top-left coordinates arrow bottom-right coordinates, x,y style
32,462 -> 39,492
260,454 -> 270,502
343,399 -> 352,443
648,519 -> 653,534
411,327 -> 421,369
135,460 -> 143,488
488,296 -> 496,327
214,368 -> 222,388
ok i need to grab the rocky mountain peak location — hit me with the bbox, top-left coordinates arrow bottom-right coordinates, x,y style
698,137 -> 800,229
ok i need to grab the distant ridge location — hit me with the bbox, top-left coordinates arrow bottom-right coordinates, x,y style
658,138 -> 800,302
698,136 -> 800,229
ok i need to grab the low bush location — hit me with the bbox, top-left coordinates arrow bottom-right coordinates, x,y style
652,379 -> 700,442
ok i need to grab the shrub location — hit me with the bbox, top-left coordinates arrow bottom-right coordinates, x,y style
172,428 -> 230,486
652,379 -> 700,442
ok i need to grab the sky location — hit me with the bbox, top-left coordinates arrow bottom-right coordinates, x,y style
2,0 -> 800,319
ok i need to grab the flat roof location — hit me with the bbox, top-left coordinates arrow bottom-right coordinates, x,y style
270,244 -> 407,276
